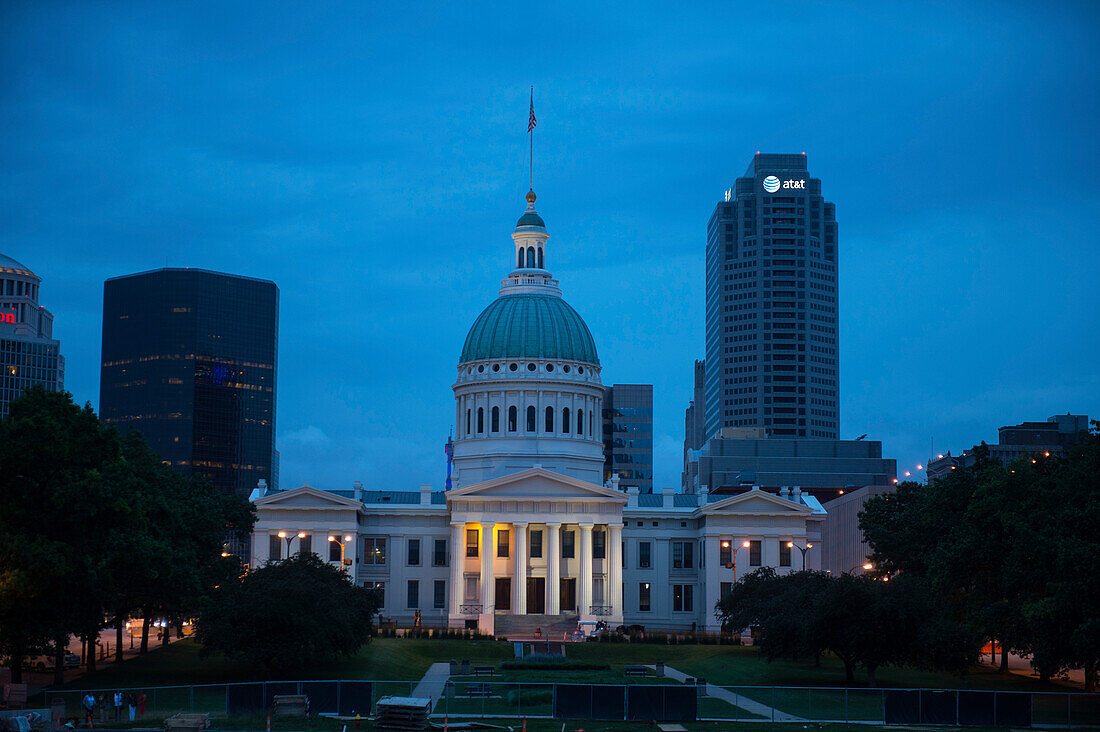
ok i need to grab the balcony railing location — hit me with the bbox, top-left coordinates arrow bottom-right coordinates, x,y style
459,604 -> 483,615
590,605 -> 612,616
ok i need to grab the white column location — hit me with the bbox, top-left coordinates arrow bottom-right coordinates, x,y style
546,522 -> 561,615
609,523 -> 623,618
579,522 -> 593,616
704,534 -> 721,631
479,522 -> 493,610
450,523 -> 464,615
513,522 -> 528,614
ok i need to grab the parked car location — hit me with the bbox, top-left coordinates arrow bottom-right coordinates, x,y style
24,651 -> 80,672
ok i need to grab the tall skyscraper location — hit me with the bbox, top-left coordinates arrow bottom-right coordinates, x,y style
602,383 -> 653,492
705,153 -> 839,440
0,254 -> 64,417
100,268 -> 279,501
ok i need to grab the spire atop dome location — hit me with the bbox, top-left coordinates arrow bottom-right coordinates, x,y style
526,189 -> 536,204
515,191 -> 545,230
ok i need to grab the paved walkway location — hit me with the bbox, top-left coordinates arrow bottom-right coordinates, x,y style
648,664 -> 804,722
411,662 -> 451,710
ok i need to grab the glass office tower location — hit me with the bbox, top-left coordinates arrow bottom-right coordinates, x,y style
704,153 -> 839,440
100,269 -> 279,502
602,383 -> 654,492
0,254 -> 64,417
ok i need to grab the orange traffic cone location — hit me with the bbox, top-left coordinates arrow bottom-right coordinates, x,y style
266,715 -> 270,732
522,716 -> 527,731
443,715 -> 448,731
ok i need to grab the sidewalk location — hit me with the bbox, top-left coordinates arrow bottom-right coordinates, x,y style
980,653 -> 1085,689
411,662 -> 450,710
646,664 -> 804,722
23,629 -> 188,695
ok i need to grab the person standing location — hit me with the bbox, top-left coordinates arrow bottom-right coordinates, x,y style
113,691 -> 123,721
127,692 -> 137,721
137,692 -> 147,718
81,693 -> 95,725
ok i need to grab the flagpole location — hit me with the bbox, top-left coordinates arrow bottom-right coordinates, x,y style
529,86 -> 534,190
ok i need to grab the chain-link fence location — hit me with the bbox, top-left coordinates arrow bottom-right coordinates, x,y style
45,681 -> 1100,728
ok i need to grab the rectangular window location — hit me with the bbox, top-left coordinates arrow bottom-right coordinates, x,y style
673,584 -> 694,612
593,577 -> 605,605
638,541 -> 651,568
433,539 -> 448,566
672,541 -> 694,569
720,581 -> 733,599
434,580 -> 446,609
466,529 -> 479,557
406,580 -> 419,609
363,537 -> 387,565
639,582 -> 651,612
719,540 -> 732,566
562,530 -> 575,558
592,529 -> 606,559
407,538 -> 421,566
779,541 -> 791,567
364,581 -> 384,608
269,534 -> 281,562
497,529 -> 510,558
329,539 -> 341,562
529,530 -> 543,558
464,576 -> 478,602
298,535 -> 311,556
749,540 -> 762,567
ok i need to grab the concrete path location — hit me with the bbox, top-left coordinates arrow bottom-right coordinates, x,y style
412,662 -> 451,710
648,664 -> 804,722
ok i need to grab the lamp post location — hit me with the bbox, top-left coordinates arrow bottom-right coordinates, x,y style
328,535 -> 354,574
722,540 -> 752,582
277,530 -> 306,559
848,562 -> 874,575
787,541 -> 813,570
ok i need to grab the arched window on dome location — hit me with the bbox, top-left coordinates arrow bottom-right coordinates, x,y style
517,249 -> 524,269
589,412 -> 593,436
562,407 -> 570,434
508,405 -> 517,432
577,409 -> 583,435
537,247 -> 544,269
526,405 -> 536,432
491,406 -> 500,433
527,246 -> 535,268
545,406 -> 554,433
466,409 -> 471,436
477,407 -> 484,434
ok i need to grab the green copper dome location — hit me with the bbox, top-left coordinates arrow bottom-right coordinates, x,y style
460,294 -> 599,365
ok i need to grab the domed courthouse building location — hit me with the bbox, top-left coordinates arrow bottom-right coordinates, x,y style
251,192 -> 824,634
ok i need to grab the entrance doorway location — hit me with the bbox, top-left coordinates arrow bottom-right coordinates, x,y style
560,578 -> 577,612
526,577 -> 545,614
495,578 -> 511,611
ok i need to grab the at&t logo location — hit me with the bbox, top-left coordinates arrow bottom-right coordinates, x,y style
762,175 -> 806,193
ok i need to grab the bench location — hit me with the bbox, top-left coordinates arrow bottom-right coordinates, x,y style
465,684 -> 492,698
164,713 -> 209,732
624,665 -> 651,677
471,666 -> 497,677
271,694 -> 309,717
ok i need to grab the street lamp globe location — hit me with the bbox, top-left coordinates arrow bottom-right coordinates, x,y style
277,531 -> 287,539
344,535 -> 353,542
328,535 -> 336,542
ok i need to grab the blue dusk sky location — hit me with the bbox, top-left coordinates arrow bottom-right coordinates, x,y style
2,1 -> 1098,491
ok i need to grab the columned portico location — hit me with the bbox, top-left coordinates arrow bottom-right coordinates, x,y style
609,523 -> 623,617
578,523 -> 593,617
546,522 -> 561,615
450,522 -> 464,613
479,521 -> 493,610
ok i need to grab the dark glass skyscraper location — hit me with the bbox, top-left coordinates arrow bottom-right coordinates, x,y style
704,153 -> 839,440
100,269 -> 279,500
602,383 -> 653,492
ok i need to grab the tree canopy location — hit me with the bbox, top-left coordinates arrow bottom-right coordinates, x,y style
195,554 -> 379,674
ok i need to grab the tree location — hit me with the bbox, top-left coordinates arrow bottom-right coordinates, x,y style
195,554 -> 379,675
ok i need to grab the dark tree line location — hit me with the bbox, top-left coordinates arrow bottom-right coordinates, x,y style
859,426 -> 1100,691
0,387 -> 254,684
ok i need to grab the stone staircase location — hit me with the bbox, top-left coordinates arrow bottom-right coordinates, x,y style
494,612 -> 578,640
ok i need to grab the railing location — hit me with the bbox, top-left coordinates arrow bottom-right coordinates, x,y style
590,605 -> 612,616
459,604 -> 483,615
41,681 -> 1100,728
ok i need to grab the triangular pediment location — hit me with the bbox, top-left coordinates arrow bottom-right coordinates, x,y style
254,485 -> 362,510
448,468 -> 627,503
696,488 -> 813,517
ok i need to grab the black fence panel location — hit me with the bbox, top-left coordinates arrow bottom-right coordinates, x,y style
554,684 -> 593,719
337,681 -> 372,716
884,690 -> 920,724
300,682 -> 338,715
226,684 -> 264,716
626,685 -> 697,722
995,692 -> 1032,727
958,691 -> 996,726
921,690 -> 958,725
590,685 -> 625,720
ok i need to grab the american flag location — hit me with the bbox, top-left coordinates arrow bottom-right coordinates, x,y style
528,91 -> 537,132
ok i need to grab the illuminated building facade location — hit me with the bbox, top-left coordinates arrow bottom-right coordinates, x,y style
0,254 -> 65,417
99,268 -> 279,500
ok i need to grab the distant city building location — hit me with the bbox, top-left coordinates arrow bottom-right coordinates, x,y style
684,429 -> 896,503
681,360 -> 707,490
705,153 -> 839,440
100,268 -> 279,503
602,383 -> 653,492
927,413 -> 1090,482
0,254 -> 64,417
820,484 -> 893,576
